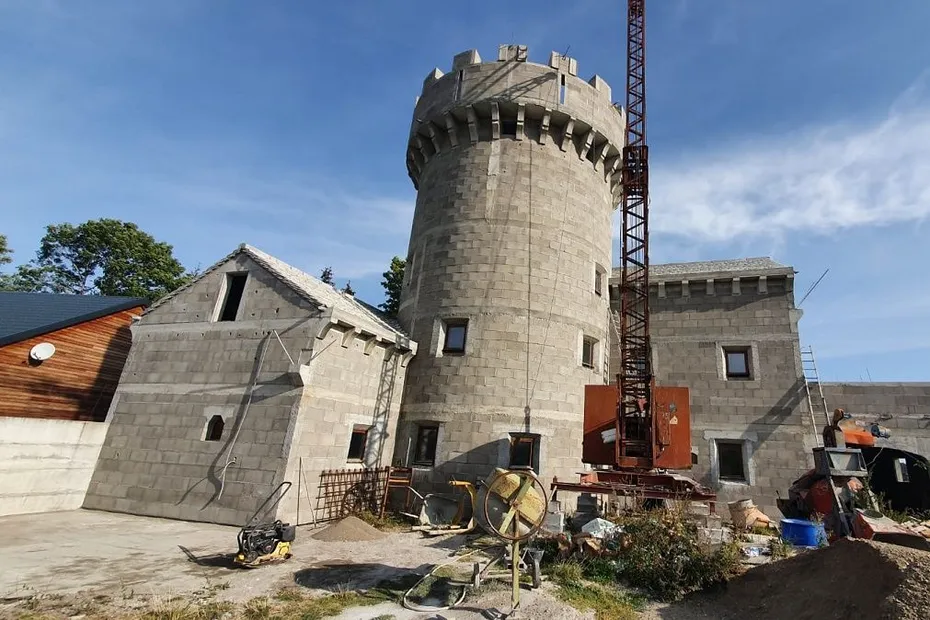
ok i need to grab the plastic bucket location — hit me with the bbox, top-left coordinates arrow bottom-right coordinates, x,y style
780,518 -> 827,547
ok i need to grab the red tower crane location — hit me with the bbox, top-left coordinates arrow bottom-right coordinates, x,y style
617,0 -> 653,468
551,0 -> 717,510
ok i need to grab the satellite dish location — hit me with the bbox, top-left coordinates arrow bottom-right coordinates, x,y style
30,342 -> 56,362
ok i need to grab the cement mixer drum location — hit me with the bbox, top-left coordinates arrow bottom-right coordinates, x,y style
479,468 -> 549,541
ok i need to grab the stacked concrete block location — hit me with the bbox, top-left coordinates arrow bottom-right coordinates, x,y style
84,248 -> 415,526
396,45 -> 624,493
608,259 -> 817,518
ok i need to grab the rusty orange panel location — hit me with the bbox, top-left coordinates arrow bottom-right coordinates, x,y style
653,386 -> 692,470
582,384 -> 618,466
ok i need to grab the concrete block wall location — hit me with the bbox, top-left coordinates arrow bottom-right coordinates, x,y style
84,256 -> 322,526
0,417 -> 109,516
609,272 -> 817,518
279,325 -> 411,524
815,382 -> 930,458
396,46 -> 621,495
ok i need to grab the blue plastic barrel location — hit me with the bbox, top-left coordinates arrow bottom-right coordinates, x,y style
780,518 -> 827,546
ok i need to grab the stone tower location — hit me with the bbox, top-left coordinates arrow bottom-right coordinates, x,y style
394,45 -> 625,491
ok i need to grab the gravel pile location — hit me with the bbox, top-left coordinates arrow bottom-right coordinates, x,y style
311,516 -> 386,542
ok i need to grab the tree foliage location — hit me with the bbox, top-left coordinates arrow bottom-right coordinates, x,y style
8,219 -> 192,299
0,234 -> 11,266
320,266 -> 334,285
379,256 -> 406,317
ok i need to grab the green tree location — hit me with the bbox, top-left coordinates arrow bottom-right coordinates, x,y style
379,256 -> 406,317
16,219 -> 192,299
320,266 -> 334,285
0,234 -> 11,266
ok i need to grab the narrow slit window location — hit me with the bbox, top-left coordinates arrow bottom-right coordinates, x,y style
454,70 -> 464,100
219,273 -> 248,322
559,74 -> 566,104
205,415 -> 225,442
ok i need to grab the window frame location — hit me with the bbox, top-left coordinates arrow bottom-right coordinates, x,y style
204,415 -> 225,442
716,440 -> 747,482
594,264 -> 605,297
217,272 -> 248,322
442,319 -> 469,354
508,433 -> 540,471
413,424 -> 440,467
346,425 -> 370,463
723,347 -> 751,379
581,336 -> 597,369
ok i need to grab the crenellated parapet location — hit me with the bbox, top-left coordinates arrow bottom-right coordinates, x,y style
406,44 -> 627,203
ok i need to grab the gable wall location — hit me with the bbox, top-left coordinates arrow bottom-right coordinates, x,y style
84,256 -> 324,525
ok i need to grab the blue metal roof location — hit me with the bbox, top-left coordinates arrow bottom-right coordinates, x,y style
0,292 -> 149,347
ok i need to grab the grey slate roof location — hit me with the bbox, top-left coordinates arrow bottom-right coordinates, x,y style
611,257 -> 793,280
144,244 -> 409,341
0,292 -> 148,347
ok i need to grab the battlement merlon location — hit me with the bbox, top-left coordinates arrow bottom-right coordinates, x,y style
413,45 -> 623,142
406,44 -> 627,195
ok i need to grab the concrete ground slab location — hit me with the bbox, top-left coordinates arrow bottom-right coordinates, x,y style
0,509 -> 593,619
0,509 -> 453,603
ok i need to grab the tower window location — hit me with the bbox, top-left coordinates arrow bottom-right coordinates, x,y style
594,264 -> 606,296
414,424 -> 439,466
559,74 -> 567,104
347,425 -> 369,462
582,336 -> 597,368
443,319 -> 468,354
218,273 -> 248,322
204,415 -> 225,442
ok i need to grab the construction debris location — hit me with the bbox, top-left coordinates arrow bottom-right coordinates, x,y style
727,498 -> 774,530
580,517 -> 620,539
312,515 -> 386,542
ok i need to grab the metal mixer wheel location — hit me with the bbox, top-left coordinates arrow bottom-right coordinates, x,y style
481,468 -> 549,542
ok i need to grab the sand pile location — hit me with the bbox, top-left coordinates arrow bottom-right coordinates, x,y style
312,515 -> 386,542
707,539 -> 930,620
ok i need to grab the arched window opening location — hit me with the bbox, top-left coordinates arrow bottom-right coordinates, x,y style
205,415 -> 225,441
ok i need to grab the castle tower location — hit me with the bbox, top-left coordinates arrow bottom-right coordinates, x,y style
394,45 -> 625,490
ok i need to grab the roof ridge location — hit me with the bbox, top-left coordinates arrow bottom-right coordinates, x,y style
144,243 -> 409,340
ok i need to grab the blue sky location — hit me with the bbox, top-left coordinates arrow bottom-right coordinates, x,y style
1,0 -> 928,381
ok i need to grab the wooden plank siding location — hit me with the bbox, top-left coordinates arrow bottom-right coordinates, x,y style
0,307 -> 144,422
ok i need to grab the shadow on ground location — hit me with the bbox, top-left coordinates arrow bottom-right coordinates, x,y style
294,561 -> 429,593
178,545 -> 240,569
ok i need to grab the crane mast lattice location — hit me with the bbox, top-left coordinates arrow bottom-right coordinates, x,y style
617,0 -> 653,466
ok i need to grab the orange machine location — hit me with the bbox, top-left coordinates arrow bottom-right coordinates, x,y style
552,382 -> 716,509
582,384 -> 693,470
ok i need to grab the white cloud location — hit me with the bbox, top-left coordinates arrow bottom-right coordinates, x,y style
618,76 -> 930,244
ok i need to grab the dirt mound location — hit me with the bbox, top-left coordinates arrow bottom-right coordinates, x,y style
312,516 -> 386,542
704,539 -> 930,620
